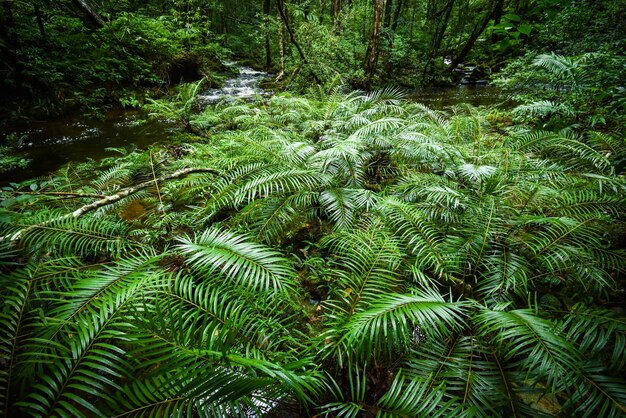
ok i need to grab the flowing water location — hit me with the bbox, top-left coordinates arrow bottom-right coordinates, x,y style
199,65 -> 271,103
0,66 -> 506,185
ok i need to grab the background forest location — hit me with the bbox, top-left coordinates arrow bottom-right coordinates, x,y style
1,0 -> 624,116
1,0 -> 625,417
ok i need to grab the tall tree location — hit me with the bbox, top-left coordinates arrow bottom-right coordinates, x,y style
263,0 -> 272,70
444,0 -> 504,73
71,0 -> 105,28
422,0 -> 455,81
364,0 -> 384,88
276,0 -> 320,83
0,0 -> 22,87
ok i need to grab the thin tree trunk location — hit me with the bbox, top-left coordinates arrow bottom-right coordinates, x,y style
276,0 -> 305,61
383,0 -> 393,29
320,0 -> 326,24
276,10 -> 286,81
364,0 -> 384,88
71,0 -> 105,28
264,0 -> 272,70
34,3 -> 46,41
444,0 -> 504,74
276,0 -> 321,83
1,0 -> 22,87
1,1 -> 17,47
387,0 -> 402,51
391,0 -> 402,33
422,0 -> 455,82
330,0 -> 338,26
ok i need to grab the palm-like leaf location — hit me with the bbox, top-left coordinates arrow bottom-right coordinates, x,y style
331,291 -> 466,363
176,226 -> 297,293
475,309 -> 582,392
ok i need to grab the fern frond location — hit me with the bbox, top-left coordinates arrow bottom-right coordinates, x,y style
10,211 -> 138,257
331,291 -> 466,363
176,227 -> 296,293
323,227 -> 404,309
562,361 -> 626,418
376,370 -> 460,417
0,266 -> 38,416
559,304 -> 626,370
475,309 -> 582,392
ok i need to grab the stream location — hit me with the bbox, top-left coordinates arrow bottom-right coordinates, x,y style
0,66 -> 507,186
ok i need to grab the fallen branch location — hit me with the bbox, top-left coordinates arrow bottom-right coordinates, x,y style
12,191 -> 106,199
2,167 -> 221,243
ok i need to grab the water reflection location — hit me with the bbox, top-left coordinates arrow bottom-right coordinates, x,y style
408,85 -> 510,109
0,110 -> 170,185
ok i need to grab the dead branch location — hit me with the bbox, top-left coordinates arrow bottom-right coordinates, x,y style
2,167 -> 220,243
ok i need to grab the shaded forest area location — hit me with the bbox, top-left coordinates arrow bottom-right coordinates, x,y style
1,1 -> 626,417
1,0 -> 623,116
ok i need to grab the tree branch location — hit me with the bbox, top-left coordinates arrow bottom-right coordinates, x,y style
2,167 -> 221,243
12,191 -> 106,199
275,0 -> 321,84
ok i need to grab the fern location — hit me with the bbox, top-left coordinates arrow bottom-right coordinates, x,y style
175,226 -> 297,293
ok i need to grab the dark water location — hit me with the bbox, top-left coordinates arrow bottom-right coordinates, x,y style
408,85 -> 509,108
0,110 -> 170,185
0,74 -> 506,185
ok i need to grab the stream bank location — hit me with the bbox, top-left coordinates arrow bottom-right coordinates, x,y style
1,66 -> 507,186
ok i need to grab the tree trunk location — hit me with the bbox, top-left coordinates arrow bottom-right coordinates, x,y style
444,0 -> 504,74
263,0 -> 272,70
1,1 -> 17,46
276,10 -> 286,81
276,0 -> 321,83
1,0 -> 22,87
364,0 -> 384,88
388,0 -> 403,51
34,3 -> 46,41
71,0 -> 105,28
383,0 -> 393,29
422,0 -> 455,82
391,0 -> 402,33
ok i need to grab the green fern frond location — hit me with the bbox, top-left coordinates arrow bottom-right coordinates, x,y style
322,227 -> 404,308
176,226 -> 297,293
331,291 -> 466,363
320,188 -> 375,230
404,336 -> 524,417
8,211 -> 138,257
562,361 -> 626,418
378,197 -> 451,279
475,309 -> 582,392
559,304 -> 626,370
0,266 -> 37,416
376,370 -> 460,418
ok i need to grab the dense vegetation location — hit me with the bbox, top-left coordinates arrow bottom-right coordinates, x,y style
2,0 -> 624,117
2,90 -> 625,416
1,0 -> 625,417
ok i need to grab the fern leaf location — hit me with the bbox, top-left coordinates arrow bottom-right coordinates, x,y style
176,227 -> 296,293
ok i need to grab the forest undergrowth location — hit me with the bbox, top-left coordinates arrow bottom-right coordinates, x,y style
1,89 -> 625,417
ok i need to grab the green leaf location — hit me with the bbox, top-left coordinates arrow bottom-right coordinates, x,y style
517,24 -> 533,36
503,13 -> 521,22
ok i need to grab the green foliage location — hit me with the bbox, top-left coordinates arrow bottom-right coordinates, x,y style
494,50 -> 625,132
2,91 -> 625,417
0,1 -> 228,120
